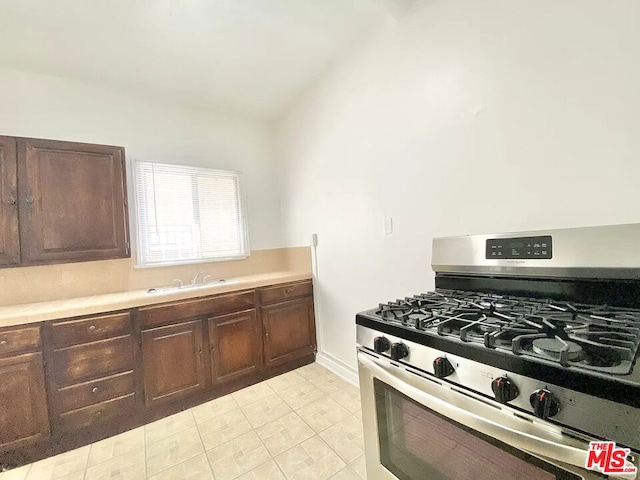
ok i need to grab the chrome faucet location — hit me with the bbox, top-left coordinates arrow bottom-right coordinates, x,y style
191,271 -> 206,285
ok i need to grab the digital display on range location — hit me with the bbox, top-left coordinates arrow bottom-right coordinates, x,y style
486,236 -> 552,259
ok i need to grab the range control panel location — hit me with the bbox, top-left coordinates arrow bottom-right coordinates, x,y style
486,235 -> 552,259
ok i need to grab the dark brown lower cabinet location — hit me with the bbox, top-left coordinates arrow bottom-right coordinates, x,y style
209,309 -> 261,385
52,335 -> 133,386
0,352 -> 50,451
46,312 -> 137,440
262,296 -> 316,367
141,320 -> 206,407
57,393 -> 136,432
0,281 -> 316,467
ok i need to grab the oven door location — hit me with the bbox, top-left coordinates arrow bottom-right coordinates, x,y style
358,350 -> 637,480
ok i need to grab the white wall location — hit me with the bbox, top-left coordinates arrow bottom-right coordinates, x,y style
0,68 -> 282,250
276,0 -> 640,374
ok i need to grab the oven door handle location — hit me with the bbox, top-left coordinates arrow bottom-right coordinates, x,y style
359,352 -> 635,476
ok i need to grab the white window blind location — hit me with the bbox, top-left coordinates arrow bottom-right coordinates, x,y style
135,161 -> 249,266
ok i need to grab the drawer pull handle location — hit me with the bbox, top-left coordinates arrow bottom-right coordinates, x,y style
0,340 -> 7,346
88,325 -> 96,331
92,387 -> 99,394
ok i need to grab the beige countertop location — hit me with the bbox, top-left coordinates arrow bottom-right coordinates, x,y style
0,271 -> 312,328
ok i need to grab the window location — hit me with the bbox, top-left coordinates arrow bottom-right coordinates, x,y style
134,161 -> 249,266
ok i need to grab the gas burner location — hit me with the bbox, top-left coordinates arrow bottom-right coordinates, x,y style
478,317 -> 504,332
375,292 -> 463,327
532,338 -> 584,362
370,288 -> 640,375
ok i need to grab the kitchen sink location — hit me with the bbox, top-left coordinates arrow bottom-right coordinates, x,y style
146,278 -> 237,294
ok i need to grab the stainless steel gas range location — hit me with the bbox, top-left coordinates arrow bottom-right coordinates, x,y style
356,224 -> 640,480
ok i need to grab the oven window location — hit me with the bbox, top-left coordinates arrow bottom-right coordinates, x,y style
374,379 -> 581,480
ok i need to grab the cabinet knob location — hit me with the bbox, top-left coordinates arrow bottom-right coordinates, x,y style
25,195 -> 34,204
7,197 -> 16,206
285,288 -> 292,294
0,340 -> 7,346
92,386 -> 99,394
88,325 -> 96,331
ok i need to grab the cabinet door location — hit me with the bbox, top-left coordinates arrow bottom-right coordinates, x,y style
17,138 -> 129,265
0,137 -> 19,266
0,353 -> 50,450
262,297 -> 316,367
209,309 -> 260,385
141,320 -> 206,407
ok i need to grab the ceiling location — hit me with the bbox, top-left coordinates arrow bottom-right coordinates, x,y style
0,0 -> 413,119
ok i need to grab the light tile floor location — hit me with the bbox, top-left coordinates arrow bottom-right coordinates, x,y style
1,363 -> 366,480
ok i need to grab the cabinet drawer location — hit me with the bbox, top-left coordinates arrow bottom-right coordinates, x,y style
51,312 -> 131,347
139,290 -> 255,329
0,326 -> 41,357
56,393 -> 135,432
259,281 -> 313,305
55,371 -> 135,414
53,336 -> 133,387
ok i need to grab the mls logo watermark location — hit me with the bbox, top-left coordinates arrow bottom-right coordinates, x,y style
586,441 -> 637,475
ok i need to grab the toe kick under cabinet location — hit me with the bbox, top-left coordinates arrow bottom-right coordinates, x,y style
0,279 -> 315,467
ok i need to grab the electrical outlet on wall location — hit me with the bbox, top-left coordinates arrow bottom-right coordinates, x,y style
383,217 -> 393,235
311,233 -> 318,246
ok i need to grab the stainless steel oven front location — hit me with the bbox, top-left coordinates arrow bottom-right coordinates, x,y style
357,349 -> 627,480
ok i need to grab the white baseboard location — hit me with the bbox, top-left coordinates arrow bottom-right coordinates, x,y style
315,350 -> 359,387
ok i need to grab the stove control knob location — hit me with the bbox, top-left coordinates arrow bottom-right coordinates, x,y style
529,388 -> 560,419
433,357 -> 455,379
390,342 -> 409,361
373,336 -> 391,354
491,376 -> 519,404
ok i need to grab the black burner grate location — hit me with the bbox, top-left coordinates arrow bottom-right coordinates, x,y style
373,289 -> 640,375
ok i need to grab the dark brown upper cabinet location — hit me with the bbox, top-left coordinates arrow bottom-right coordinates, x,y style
0,137 -> 20,266
0,136 -> 130,268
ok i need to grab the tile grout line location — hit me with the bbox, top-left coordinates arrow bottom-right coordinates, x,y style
82,440 -> 93,480
12,463 -> 31,480
228,387 -> 283,479
289,370 -> 365,473
251,419 -> 285,479
7,364 -> 350,480
249,382 -> 306,480
78,429 -> 141,476
143,418 -> 149,479
191,407 -> 217,480
197,366 -> 341,479
145,410 -> 203,479
252,370 -> 353,477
